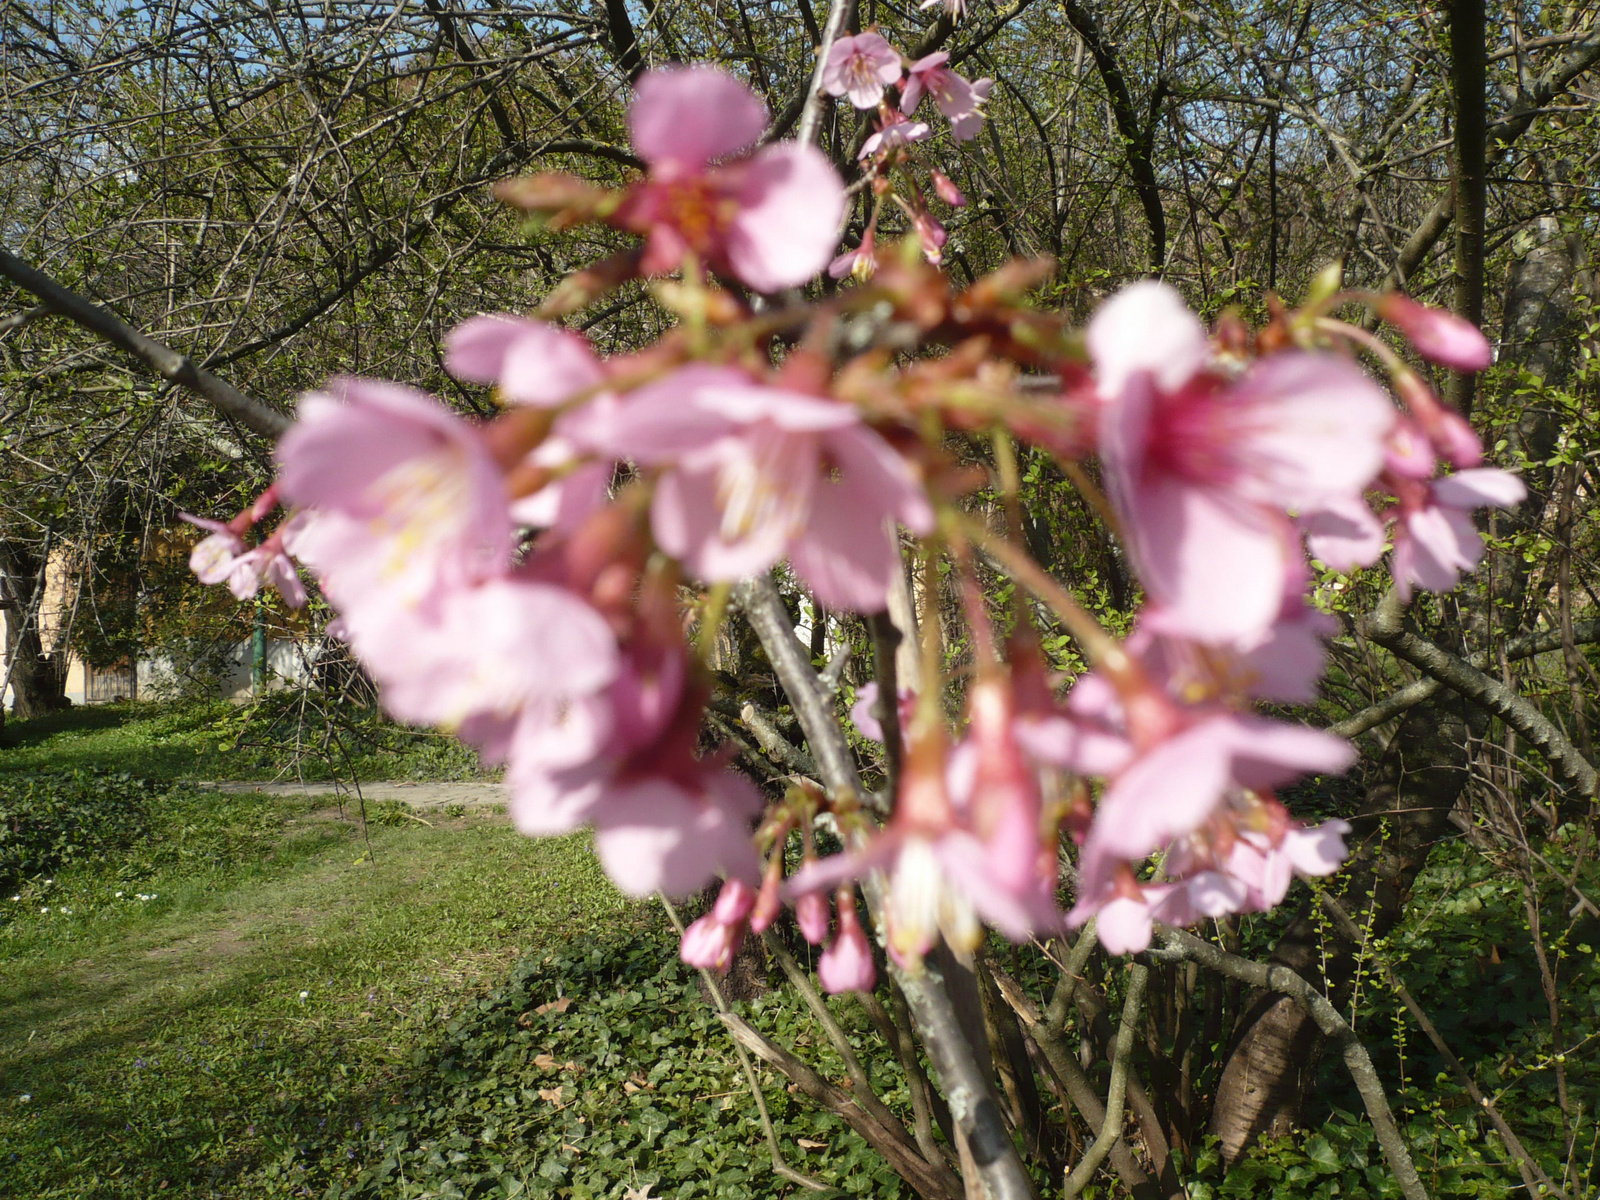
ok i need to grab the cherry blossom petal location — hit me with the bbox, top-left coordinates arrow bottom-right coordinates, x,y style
1229,352 -> 1394,507
590,773 -> 760,897
1087,280 -> 1210,397
1302,496 -> 1388,571
1130,476 -> 1290,644
1094,896 -> 1155,954
1432,467 -> 1526,510
1284,819 -> 1352,875
724,144 -> 847,292
630,67 -> 767,170
445,316 -> 605,407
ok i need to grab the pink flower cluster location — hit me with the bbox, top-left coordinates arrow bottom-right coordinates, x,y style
821,36 -> 991,144
181,487 -> 306,607
819,36 -> 986,278
178,57 -> 1524,995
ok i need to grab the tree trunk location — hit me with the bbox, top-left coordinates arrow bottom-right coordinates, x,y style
0,539 -> 70,719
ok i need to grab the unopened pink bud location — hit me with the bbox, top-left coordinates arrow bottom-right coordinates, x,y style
794,889 -> 831,945
1380,294 -> 1493,372
246,485 -> 282,525
914,212 -> 947,265
711,877 -> 757,925
931,170 -> 966,207
748,871 -> 782,934
680,913 -> 740,972
817,899 -> 875,993
1431,410 -> 1484,468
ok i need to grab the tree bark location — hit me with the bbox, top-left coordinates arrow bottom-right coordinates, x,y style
0,539 -> 69,719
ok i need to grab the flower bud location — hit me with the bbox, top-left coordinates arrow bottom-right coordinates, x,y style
680,913 -> 742,972
711,877 -> 757,924
794,888 -> 832,945
931,170 -> 967,207
1378,293 -> 1493,371
748,863 -> 783,934
818,896 -> 876,993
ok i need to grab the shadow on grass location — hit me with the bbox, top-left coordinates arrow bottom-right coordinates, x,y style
0,701 -> 144,748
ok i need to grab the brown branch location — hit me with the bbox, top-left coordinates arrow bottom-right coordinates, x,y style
988,963 -> 1158,1199
658,897 -> 833,1193
1356,594 -> 1598,795
1058,0 -> 1166,270
721,1010 -> 964,1200
1329,618 -> 1600,739
0,247 -> 289,439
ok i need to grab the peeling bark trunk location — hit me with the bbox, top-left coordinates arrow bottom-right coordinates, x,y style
1209,697 -> 1472,1161
0,539 -> 69,719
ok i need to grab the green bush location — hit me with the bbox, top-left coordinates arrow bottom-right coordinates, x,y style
0,769 -> 153,890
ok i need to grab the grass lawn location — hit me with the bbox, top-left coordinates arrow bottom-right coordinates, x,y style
0,706 -> 637,1197
0,698 -> 488,783
0,705 -> 902,1200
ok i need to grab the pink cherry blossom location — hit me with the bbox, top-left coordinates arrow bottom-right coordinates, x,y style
900,54 -> 991,142
345,574 -> 619,732
818,894 -> 877,993
1080,714 -> 1353,874
821,33 -> 903,110
950,673 -> 1062,931
1094,892 -> 1162,955
859,119 -> 931,160
1130,601 -> 1335,708
930,170 -> 966,207
911,210 -> 947,265
828,228 -> 878,281
1089,281 -> 1395,643
444,315 -> 605,406
181,514 -> 244,585
680,878 -> 756,972
225,540 -> 307,607
617,67 -> 846,292
589,769 -> 762,897
1392,468 -> 1526,598
1395,372 -> 1485,468
590,367 -> 934,611
1379,293 -> 1494,371
275,377 -> 513,612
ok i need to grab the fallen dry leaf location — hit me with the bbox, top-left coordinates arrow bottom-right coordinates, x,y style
535,997 -> 572,1015
538,1086 -> 564,1104
534,1053 -> 559,1071
796,1138 -> 827,1150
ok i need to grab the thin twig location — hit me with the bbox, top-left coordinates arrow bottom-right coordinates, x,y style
1319,894 -> 1565,1200
1063,962 -> 1148,1197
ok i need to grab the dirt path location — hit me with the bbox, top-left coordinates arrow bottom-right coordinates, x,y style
200,778 -> 510,811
